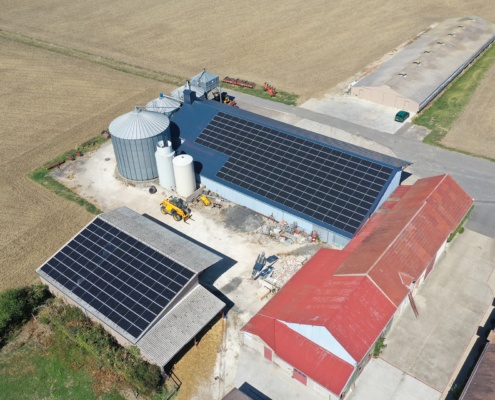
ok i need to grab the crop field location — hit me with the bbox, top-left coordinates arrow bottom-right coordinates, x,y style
441,61 -> 495,160
0,37 -> 169,292
1,1 -> 495,100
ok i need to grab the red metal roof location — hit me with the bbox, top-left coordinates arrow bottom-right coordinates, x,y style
242,174 -> 473,395
336,174 -> 473,306
243,249 -> 396,395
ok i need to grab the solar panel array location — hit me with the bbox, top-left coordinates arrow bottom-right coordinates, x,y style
39,218 -> 194,340
195,112 -> 394,235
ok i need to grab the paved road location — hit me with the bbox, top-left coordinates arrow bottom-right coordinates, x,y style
230,90 -> 495,237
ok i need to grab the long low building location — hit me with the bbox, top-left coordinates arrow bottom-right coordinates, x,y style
37,207 -> 225,368
242,174 -> 473,399
351,16 -> 495,112
171,95 -> 409,247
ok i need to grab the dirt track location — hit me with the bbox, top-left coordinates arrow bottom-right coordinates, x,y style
1,1 -> 494,99
0,38 -> 169,291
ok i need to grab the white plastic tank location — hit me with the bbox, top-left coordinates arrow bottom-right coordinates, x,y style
173,154 -> 196,197
155,141 -> 176,190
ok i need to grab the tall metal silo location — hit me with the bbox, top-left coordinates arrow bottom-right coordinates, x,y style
146,93 -> 181,117
109,107 -> 170,181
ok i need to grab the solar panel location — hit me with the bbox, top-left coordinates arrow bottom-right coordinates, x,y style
39,217 -> 195,341
196,112 -> 394,235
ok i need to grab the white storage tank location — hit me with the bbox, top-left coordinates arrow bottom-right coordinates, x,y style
173,154 -> 196,197
155,141 -> 176,190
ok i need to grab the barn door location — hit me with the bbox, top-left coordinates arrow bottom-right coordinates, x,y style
264,346 -> 272,361
292,368 -> 307,385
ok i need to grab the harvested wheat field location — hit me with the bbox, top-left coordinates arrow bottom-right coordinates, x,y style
1,1 -> 495,99
441,63 -> 495,160
0,37 -> 169,291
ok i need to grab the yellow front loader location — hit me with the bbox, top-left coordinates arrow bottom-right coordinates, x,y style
160,197 -> 191,222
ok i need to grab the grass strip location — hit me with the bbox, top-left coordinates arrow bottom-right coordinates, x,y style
0,29 -> 184,86
414,43 -> 495,148
221,82 -> 299,106
447,205 -> 474,243
28,136 -> 108,215
0,29 -> 298,106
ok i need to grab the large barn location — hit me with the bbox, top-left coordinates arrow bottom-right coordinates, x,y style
351,16 -> 495,112
242,175 -> 473,399
171,96 -> 409,247
36,207 -> 225,368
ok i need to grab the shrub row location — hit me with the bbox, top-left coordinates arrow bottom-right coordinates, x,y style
40,301 -> 163,396
0,284 -> 51,346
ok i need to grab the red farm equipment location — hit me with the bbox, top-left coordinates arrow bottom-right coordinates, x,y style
222,77 -> 256,89
263,82 -> 277,97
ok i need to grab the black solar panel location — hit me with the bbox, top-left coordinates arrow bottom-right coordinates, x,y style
196,112 -> 394,235
39,218 -> 194,341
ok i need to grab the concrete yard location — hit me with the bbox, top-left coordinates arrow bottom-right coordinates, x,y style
349,358 -> 440,400
378,229 -> 495,393
50,140 -> 324,398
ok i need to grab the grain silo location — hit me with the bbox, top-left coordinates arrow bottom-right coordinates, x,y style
146,93 -> 181,117
109,107 -> 170,181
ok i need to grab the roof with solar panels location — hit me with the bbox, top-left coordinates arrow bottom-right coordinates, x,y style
36,207 -> 225,366
170,97 -> 409,242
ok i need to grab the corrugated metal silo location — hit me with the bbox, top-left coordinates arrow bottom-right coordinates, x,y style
146,93 -> 181,117
109,107 -> 170,181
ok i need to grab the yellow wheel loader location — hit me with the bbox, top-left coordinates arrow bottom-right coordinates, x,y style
160,197 -> 191,222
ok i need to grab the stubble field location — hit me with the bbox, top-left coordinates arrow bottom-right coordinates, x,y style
1,1 -> 495,99
0,37 -> 169,291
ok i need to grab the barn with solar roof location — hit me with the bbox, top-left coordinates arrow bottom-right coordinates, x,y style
36,207 -> 225,368
170,94 -> 409,247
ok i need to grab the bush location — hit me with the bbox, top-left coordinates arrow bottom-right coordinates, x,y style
0,285 -> 51,346
41,301 -> 163,396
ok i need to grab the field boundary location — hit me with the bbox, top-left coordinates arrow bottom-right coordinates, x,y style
28,136 -> 109,215
0,29 -> 185,86
414,42 -> 495,162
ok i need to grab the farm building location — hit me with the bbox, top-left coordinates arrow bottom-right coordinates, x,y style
460,330 -> 495,400
171,95 -> 409,247
36,207 -> 225,368
351,16 -> 495,112
242,174 -> 473,399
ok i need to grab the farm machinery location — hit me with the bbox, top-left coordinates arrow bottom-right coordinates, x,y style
263,82 -> 277,97
210,90 -> 237,107
160,197 -> 191,222
222,77 -> 256,89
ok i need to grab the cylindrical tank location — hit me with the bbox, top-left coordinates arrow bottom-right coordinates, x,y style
109,108 -> 170,181
173,154 -> 196,197
146,94 -> 181,118
155,140 -> 176,190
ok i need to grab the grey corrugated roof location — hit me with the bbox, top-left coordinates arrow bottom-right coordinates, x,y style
146,95 -> 181,114
109,107 -> 170,140
99,207 -> 221,273
137,285 -> 225,366
355,16 -> 495,105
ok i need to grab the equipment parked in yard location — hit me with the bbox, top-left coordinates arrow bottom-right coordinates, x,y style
160,197 -> 191,222
222,77 -> 255,89
252,252 -> 266,279
200,195 -> 211,206
211,90 -> 237,107
263,82 -> 277,97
